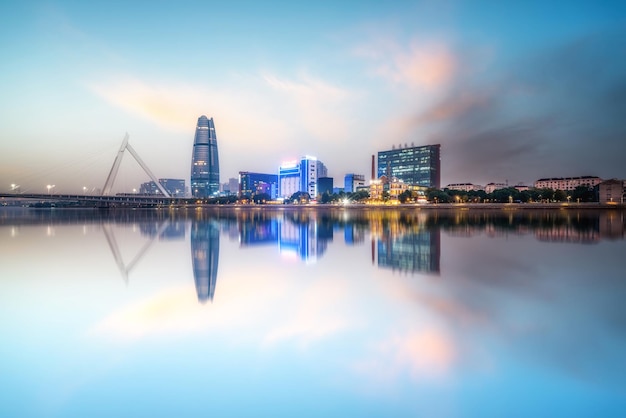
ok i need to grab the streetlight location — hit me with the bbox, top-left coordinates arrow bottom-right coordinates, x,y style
83,186 -> 87,194
47,184 -> 55,195
10,184 -> 20,193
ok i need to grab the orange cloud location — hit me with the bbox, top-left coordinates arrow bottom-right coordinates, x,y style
357,38 -> 457,90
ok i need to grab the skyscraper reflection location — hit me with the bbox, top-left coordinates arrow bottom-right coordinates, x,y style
376,229 -> 441,274
190,220 -> 220,303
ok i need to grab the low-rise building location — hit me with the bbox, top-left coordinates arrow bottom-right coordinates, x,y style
485,183 -> 508,194
534,176 -> 602,191
598,179 -> 624,204
370,175 -> 408,201
446,183 -> 483,192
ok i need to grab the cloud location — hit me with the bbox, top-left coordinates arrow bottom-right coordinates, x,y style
386,29 -> 626,185
355,38 -> 457,90
262,278 -> 353,347
352,327 -> 456,384
86,77 -> 211,131
263,72 -> 357,143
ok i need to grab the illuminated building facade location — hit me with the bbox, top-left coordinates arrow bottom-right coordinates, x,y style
279,161 -> 300,199
345,173 -> 365,193
239,171 -> 278,199
377,144 -> 440,188
190,116 -> 220,198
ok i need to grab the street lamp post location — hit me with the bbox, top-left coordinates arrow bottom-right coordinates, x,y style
47,184 -> 55,195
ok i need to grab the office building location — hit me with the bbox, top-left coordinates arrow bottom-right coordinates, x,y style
190,115 -> 220,198
317,177 -> 333,196
345,173 -> 366,193
279,161 -> 300,199
240,171 -> 279,199
377,144 -> 440,188
300,156 -> 327,198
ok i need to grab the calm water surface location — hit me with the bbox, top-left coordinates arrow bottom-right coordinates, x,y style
1,207 -> 625,417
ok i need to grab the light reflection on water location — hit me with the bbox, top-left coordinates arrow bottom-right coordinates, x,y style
0,207 -> 625,417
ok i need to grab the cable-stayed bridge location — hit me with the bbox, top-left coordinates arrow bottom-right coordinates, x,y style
1,134 -> 197,207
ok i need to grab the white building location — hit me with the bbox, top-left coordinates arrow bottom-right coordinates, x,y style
446,183 -> 483,192
278,156 -> 328,199
534,176 -> 602,191
485,183 -> 508,194
279,161 -> 300,199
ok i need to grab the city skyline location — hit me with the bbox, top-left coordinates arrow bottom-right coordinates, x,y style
1,1 -> 625,194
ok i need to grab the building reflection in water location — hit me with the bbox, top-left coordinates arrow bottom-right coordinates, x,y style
2,207 -> 623,304
190,219 -> 220,304
238,211 -> 333,263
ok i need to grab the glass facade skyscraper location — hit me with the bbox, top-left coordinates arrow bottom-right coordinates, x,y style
377,144 -> 441,188
191,116 -> 220,198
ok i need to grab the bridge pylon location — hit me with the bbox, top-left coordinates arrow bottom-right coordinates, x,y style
101,133 -> 171,197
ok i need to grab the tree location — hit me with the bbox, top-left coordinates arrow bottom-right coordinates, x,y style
554,189 -> 567,202
398,190 -> 412,203
252,192 -> 271,204
571,185 -> 596,202
289,191 -> 310,204
427,189 -> 450,203
320,191 -> 333,204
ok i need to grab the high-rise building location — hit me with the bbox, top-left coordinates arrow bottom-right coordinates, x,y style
279,156 -> 328,199
377,144 -> 440,188
279,161 -> 300,199
190,116 -> 220,198
300,156 -> 327,198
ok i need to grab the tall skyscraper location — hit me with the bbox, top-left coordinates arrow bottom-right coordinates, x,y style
191,116 -> 220,198
377,144 -> 440,188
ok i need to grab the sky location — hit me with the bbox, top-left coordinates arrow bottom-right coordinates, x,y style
1,0 -> 625,194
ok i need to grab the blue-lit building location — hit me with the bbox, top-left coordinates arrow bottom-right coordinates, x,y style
191,116 -> 220,198
377,144 -> 440,188
300,156 -> 327,198
344,173 -> 365,193
278,156 -> 328,199
239,171 -> 278,199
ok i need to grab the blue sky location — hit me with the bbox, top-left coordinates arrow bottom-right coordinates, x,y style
1,0 -> 625,194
